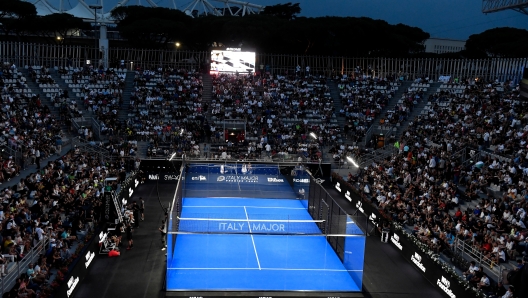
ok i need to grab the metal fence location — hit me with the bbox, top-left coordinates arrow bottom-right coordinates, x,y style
453,237 -> 502,282
1,42 -> 527,82
1,232 -> 51,295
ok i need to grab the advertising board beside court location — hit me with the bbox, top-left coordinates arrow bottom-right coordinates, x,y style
388,225 -> 470,298
185,174 -> 291,186
56,231 -> 101,298
330,175 -> 476,298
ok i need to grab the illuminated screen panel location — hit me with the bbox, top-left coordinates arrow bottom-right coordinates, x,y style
210,49 -> 255,73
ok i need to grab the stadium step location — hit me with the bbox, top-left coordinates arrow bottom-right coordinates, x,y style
118,70 -> 136,122
327,80 -> 349,144
390,81 -> 442,141
202,73 -> 213,123
362,80 -> 412,147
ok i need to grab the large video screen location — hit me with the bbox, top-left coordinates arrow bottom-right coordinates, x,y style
210,49 -> 255,73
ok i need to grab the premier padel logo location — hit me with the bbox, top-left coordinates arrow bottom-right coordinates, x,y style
369,213 -> 378,227
391,233 -> 402,250
345,191 -> 352,202
356,201 -> 365,214
437,276 -> 456,298
411,252 -> 426,272
217,176 -> 225,182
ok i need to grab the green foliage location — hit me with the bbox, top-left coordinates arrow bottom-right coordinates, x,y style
0,0 -> 37,37
0,0 -> 36,19
30,13 -> 89,43
111,6 -> 191,48
262,2 -> 301,20
466,27 -> 528,58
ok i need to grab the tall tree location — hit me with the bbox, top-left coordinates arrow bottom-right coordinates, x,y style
111,6 -> 191,48
262,2 -> 301,20
32,13 -> 88,44
0,0 -> 37,37
466,27 -> 528,58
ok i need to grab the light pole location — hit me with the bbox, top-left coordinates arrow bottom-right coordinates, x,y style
89,5 -> 102,66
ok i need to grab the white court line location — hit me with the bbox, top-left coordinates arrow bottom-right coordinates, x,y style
183,206 -> 305,210
167,267 -> 363,272
244,206 -> 261,270
177,217 -> 324,223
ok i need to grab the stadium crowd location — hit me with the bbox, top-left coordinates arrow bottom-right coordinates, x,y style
208,73 -> 341,161
1,64 -> 67,183
130,67 -> 206,158
338,75 -> 397,142
6,56 -> 528,296
0,143 -> 127,298
349,78 -> 528,290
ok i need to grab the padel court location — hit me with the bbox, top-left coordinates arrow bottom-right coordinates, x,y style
166,164 -> 365,293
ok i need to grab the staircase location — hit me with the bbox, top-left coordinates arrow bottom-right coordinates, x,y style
22,69 -> 71,134
365,81 -> 413,141
118,71 -> 136,125
327,80 -> 348,142
201,73 -> 213,123
391,82 -> 442,140
135,141 -> 150,159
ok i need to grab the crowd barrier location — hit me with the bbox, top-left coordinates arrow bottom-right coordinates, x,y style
330,174 -> 482,298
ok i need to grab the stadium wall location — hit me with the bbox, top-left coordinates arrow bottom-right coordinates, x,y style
1,41 -> 527,82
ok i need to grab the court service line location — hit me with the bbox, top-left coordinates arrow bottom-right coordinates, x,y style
166,267 -> 363,272
244,206 -> 261,270
182,206 -> 305,210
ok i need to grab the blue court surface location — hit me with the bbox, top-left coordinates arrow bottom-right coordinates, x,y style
167,198 -> 362,291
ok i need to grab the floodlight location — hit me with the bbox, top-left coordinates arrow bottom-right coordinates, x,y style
347,156 -> 359,168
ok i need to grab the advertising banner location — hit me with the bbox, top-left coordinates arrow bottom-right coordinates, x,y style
389,227 -> 469,298
185,174 -> 291,186
139,160 -> 182,182
56,232 -> 100,298
331,176 -> 477,298
330,178 -> 382,230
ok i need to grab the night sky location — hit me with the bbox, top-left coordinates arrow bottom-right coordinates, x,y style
44,0 -> 528,40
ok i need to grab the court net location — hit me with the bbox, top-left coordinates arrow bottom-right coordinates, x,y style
173,216 -> 327,235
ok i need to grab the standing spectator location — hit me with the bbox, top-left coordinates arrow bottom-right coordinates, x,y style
139,197 -> 145,221
35,148 -> 41,170
125,222 -> 134,250
132,201 -> 140,228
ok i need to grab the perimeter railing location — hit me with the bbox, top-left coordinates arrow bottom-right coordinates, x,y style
2,42 -> 527,82
0,232 -> 51,295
